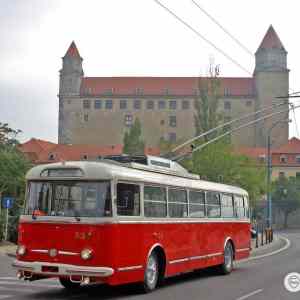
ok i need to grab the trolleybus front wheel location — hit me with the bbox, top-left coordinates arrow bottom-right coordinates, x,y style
142,251 -> 159,292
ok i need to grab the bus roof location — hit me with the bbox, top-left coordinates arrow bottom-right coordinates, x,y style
26,160 -> 248,196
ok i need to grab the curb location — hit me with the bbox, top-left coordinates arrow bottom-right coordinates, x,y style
238,235 -> 290,264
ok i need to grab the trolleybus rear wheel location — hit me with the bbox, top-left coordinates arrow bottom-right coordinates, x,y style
218,242 -> 234,275
143,251 -> 159,292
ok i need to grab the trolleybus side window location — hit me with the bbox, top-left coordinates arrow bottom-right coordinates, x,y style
189,190 -> 205,218
243,195 -> 249,218
144,186 -> 167,217
117,183 -> 140,216
168,189 -> 188,218
206,191 -> 221,218
234,195 -> 244,218
221,193 -> 234,218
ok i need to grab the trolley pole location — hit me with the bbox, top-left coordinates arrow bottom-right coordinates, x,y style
4,207 -> 8,241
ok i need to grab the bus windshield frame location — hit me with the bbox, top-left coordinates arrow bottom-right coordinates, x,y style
25,180 -> 112,218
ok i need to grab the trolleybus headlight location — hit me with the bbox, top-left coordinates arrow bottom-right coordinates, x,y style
17,245 -> 26,256
81,249 -> 93,260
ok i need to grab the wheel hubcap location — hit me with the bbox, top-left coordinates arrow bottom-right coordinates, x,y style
224,245 -> 232,269
146,255 -> 158,286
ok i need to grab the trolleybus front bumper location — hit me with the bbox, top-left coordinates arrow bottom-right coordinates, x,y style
12,259 -> 114,277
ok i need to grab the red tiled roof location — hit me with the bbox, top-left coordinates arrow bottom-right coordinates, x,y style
257,25 -> 286,52
273,137 -> 300,154
64,41 -> 81,58
19,139 -> 161,164
80,77 -> 255,97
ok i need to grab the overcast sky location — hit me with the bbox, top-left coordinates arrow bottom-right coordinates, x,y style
1,0 -> 299,143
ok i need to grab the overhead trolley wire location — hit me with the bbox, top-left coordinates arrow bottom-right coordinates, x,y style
153,0 -> 252,75
191,0 -> 253,57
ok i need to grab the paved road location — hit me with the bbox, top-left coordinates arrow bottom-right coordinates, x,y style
0,231 -> 299,300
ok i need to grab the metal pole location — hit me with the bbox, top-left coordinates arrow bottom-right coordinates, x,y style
4,208 -> 8,241
267,134 -> 271,228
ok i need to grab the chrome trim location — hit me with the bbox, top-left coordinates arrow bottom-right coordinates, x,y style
207,252 -> 222,258
12,260 -> 114,277
189,255 -> 206,261
59,251 -> 79,256
117,265 -> 143,272
169,258 -> 189,264
20,215 -> 250,224
30,249 -> 79,256
236,248 -> 250,253
223,237 -> 233,251
31,249 -> 48,254
169,252 -> 223,264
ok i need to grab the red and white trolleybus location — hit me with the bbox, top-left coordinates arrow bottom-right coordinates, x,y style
13,155 -> 250,292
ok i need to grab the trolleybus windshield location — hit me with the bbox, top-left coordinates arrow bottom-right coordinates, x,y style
26,181 -> 111,218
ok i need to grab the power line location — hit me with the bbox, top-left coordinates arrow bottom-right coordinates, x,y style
174,103 -> 300,162
191,0 -> 253,57
153,0 -> 252,75
171,101 -> 288,154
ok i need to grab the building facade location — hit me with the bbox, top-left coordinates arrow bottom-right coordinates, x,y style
58,25 -> 289,149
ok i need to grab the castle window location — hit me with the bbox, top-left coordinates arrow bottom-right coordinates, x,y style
168,132 -> 176,142
182,100 -> 190,110
134,100 -> 141,110
160,119 -> 165,126
94,100 -> 102,109
246,100 -> 252,107
169,116 -> 177,127
125,114 -> 133,127
84,114 -> 89,122
147,100 -> 154,110
158,100 -> 166,110
82,154 -> 88,160
105,100 -> 113,109
120,100 -> 127,110
280,155 -> 288,163
224,101 -> 231,110
83,100 -> 91,109
169,100 -> 177,110
279,171 -> 285,179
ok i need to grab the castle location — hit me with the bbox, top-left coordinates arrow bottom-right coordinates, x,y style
58,25 -> 289,149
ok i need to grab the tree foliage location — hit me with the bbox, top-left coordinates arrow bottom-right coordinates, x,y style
0,123 -> 31,241
194,64 -> 223,142
272,177 -> 300,228
123,118 -> 145,155
183,141 -> 266,206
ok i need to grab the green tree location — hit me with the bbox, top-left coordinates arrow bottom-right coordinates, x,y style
184,141 -> 266,206
0,123 -> 31,241
123,118 -> 145,155
194,64 -> 223,142
272,177 -> 300,228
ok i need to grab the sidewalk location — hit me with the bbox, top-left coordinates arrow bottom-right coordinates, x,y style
0,241 -> 17,258
250,234 -> 288,258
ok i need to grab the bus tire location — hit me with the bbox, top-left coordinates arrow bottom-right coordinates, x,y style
59,278 -> 81,290
142,251 -> 159,293
218,242 -> 234,275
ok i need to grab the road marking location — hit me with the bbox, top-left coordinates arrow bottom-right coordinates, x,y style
238,236 -> 290,264
236,289 -> 263,300
0,281 -> 60,288
0,296 -> 12,300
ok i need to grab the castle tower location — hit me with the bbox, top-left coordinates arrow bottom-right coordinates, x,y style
254,25 -> 289,147
58,41 -> 84,144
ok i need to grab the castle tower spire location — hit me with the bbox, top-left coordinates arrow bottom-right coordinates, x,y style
64,41 -> 82,59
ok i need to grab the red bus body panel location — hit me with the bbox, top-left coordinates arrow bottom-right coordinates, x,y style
17,220 -> 250,285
